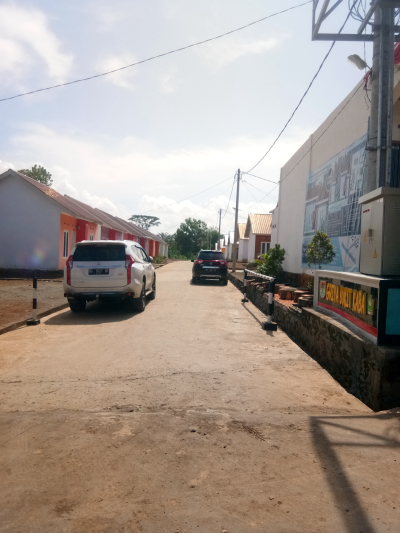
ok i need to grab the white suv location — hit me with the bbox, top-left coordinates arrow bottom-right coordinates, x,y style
63,240 -> 156,313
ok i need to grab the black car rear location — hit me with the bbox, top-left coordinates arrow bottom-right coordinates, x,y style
192,250 -> 228,285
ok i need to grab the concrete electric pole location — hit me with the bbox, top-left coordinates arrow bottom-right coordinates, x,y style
218,208 -> 222,250
366,6 -> 395,193
232,169 -> 241,273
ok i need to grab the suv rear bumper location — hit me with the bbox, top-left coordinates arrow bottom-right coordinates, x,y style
65,291 -> 134,301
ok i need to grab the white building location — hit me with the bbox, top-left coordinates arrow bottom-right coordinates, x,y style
271,68 -> 400,275
237,223 -> 248,262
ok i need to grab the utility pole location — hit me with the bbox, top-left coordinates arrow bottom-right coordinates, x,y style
366,6 -> 395,193
232,169 -> 240,273
218,209 -> 222,250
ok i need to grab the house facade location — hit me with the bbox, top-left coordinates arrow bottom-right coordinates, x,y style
0,169 -> 167,272
244,214 -> 272,261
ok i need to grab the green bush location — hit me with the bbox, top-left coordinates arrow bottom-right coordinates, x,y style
257,244 -> 286,278
154,254 -> 167,264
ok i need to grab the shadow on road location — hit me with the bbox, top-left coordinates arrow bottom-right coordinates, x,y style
190,280 -> 226,287
311,413 -> 400,533
45,299 -> 153,326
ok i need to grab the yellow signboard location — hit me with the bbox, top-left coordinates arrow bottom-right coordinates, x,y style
325,283 -> 367,315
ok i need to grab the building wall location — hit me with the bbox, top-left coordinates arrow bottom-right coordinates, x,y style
271,207 -> 279,247
238,239 -> 248,262
247,231 -> 256,261
276,78 -> 371,274
0,174 -> 62,270
59,213 -> 78,269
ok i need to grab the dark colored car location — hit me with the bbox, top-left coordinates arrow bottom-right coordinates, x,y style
191,250 -> 228,285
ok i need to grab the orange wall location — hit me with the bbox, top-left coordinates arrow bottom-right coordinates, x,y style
255,234 -> 271,256
59,213 -> 77,269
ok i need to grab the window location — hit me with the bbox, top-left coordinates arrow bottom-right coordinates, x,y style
261,242 -> 270,255
198,251 -> 225,261
73,244 -> 126,261
63,230 -> 69,258
89,235 -> 94,241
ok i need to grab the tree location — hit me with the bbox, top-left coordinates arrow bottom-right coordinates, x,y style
257,244 -> 286,278
307,231 -> 336,269
175,218 -> 208,258
18,165 -> 53,186
129,215 -> 161,230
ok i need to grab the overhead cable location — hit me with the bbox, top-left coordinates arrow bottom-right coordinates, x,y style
245,0 -> 359,174
162,181 -> 235,232
0,1 -> 312,103
242,81 -> 364,212
221,176 -> 237,219
134,176 -> 233,216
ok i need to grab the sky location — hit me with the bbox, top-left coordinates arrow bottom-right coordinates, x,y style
0,0 -> 372,235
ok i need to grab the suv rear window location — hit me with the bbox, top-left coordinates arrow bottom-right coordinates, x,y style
73,244 -> 126,262
198,251 -> 225,260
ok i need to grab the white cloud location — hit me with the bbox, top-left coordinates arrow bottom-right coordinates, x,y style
7,123 -> 311,232
159,67 -> 179,94
97,54 -> 138,89
198,37 -> 280,68
0,5 -> 73,84
0,158 -> 15,174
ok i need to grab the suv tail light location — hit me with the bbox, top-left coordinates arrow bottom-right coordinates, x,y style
220,261 -> 228,266
195,260 -> 203,264
66,255 -> 74,285
125,255 -> 135,284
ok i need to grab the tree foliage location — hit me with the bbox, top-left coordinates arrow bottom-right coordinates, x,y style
257,244 -> 286,278
129,215 -> 161,230
161,219 -> 222,259
18,165 -> 53,186
307,231 -> 335,269
175,218 -> 208,258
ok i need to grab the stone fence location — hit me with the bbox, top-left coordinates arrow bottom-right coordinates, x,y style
228,272 -> 400,411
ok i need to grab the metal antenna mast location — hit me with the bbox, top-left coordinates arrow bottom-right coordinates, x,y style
312,0 -> 400,193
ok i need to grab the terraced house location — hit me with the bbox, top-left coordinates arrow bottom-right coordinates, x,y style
0,169 -> 167,274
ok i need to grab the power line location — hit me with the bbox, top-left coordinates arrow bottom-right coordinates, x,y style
242,179 -> 278,200
221,175 -> 237,218
161,181 -> 235,232
242,172 -> 278,184
245,0 -> 358,174
249,80 -> 364,210
242,181 -> 269,213
134,176 -> 233,216
275,81 -> 365,190
0,1 -> 312,103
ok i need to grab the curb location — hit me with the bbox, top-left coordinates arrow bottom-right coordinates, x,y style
0,303 -> 69,336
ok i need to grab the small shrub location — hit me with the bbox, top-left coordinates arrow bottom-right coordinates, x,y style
307,231 -> 335,269
257,244 -> 286,278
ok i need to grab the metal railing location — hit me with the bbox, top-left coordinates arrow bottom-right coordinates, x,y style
241,269 -> 277,331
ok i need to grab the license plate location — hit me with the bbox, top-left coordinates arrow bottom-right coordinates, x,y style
89,269 -> 109,275
205,268 -> 218,273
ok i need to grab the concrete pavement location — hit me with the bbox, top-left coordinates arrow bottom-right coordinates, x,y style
0,261 -> 399,532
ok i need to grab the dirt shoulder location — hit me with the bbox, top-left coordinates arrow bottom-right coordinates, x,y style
0,279 -> 65,328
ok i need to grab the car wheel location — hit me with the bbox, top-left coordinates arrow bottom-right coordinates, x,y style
133,284 -> 146,312
192,277 -> 196,284
69,298 -> 86,312
223,279 -> 228,286
148,275 -> 156,300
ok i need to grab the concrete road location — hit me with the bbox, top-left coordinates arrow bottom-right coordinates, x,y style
0,261 -> 399,533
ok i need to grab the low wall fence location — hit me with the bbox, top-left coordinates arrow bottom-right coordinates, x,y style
228,271 -> 400,411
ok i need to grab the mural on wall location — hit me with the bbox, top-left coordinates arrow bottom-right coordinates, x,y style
302,134 -> 367,272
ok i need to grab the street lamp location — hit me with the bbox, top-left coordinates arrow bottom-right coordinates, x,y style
348,54 -> 371,71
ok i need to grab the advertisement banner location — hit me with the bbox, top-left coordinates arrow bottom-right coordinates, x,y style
302,135 -> 367,272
